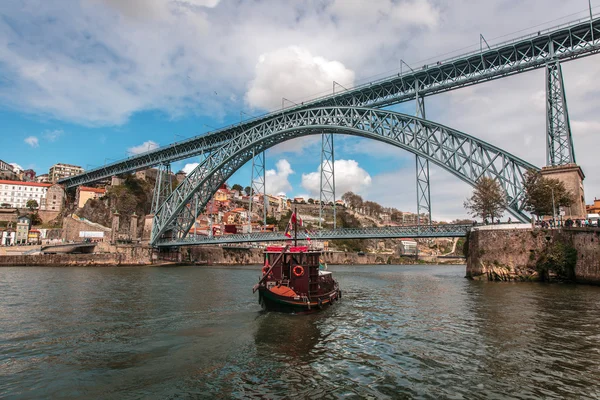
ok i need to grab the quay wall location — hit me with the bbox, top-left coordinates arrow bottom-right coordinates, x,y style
0,253 -> 142,267
466,227 -> 600,284
0,243 -> 153,267
183,246 -> 463,266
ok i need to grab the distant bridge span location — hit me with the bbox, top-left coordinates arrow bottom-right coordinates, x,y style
59,16 -> 600,188
156,224 -> 472,247
151,107 -> 538,246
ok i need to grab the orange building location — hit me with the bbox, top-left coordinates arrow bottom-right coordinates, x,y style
586,198 -> 600,214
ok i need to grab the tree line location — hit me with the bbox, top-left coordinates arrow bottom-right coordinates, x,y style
464,170 -> 573,222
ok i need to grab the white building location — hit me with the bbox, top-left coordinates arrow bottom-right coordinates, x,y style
0,180 -> 51,209
399,239 -> 418,255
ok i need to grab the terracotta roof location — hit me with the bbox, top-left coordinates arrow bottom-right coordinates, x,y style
80,186 -> 106,194
0,180 -> 51,188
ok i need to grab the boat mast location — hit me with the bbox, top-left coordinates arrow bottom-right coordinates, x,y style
294,206 -> 298,246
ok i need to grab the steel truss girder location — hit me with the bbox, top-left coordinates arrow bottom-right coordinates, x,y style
151,106 -> 539,245
546,61 -> 575,165
60,17 -> 600,189
157,224 -> 472,247
319,133 -> 336,229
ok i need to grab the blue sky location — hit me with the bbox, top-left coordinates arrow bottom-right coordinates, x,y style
1,0 -> 599,221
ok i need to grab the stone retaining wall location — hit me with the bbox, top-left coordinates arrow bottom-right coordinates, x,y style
0,253 -> 140,267
466,227 -> 600,284
182,246 -> 462,266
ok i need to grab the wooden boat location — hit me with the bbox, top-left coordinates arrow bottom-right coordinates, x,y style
253,245 -> 341,313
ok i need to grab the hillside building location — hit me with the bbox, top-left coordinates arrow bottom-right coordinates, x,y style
76,186 -> 106,208
49,163 -> 84,183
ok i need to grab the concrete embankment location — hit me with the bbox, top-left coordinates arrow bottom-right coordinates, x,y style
466,225 -> 600,284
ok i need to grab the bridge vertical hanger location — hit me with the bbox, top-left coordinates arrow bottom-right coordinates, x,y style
545,40 -> 575,166
151,162 -> 173,215
415,81 -> 432,226
248,148 -> 267,232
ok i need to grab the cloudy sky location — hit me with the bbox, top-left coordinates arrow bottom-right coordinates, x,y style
1,0 -> 599,221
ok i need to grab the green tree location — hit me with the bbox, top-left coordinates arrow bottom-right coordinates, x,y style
463,177 -> 507,223
244,186 -> 252,196
232,184 -> 243,192
307,198 -> 314,204
522,170 -> 573,220
26,199 -> 39,211
341,191 -> 363,209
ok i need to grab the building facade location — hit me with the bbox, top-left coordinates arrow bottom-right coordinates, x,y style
36,174 -> 50,183
0,180 -> 50,209
16,215 -> 31,244
0,180 -> 65,211
49,163 -> 84,183
76,186 -> 106,208
42,184 -> 66,211
0,161 -> 17,181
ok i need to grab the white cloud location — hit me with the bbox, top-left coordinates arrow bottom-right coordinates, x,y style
24,136 -> 38,147
127,140 -> 159,155
9,163 -> 23,173
245,46 -> 355,110
265,159 -> 294,194
363,163 -> 473,222
182,162 -> 199,174
302,159 -> 371,197
330,0 -> 439,29
43,129 -> 63,142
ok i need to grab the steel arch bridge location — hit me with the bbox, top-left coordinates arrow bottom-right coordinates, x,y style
151,107 -> 538,245
59,15 -> 600,189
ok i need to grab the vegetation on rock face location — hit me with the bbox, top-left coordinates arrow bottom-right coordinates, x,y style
76,176 -> 154,228
463,177 -> 507,222
536,241 -> 577,281
522,170 -> 573,220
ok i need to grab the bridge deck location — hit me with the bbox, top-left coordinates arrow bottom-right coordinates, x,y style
155,224 -> 472,247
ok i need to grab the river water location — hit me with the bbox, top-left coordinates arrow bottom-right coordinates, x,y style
1,265 -> 600,399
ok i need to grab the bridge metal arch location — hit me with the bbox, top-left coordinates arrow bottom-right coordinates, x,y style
151,107 -> 539,245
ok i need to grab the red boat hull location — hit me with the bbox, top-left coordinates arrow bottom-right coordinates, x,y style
258,286 -> 341,313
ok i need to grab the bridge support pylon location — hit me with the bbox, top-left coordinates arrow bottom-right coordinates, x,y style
545,47 -> 575,166
248,149 -> 267,231
319,133 -> 336,229
415,86 -> 431,226
151,163 -> 173,215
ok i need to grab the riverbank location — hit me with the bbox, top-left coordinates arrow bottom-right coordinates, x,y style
466,226 -> 600,284
0,245 -> 465,267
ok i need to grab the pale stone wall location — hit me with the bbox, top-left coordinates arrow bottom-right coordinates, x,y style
62,216 -> 111,242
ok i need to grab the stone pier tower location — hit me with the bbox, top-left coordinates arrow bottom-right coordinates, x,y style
111,210 -> 120,243
540,164 -> 586,219
130,212 -> 138,242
